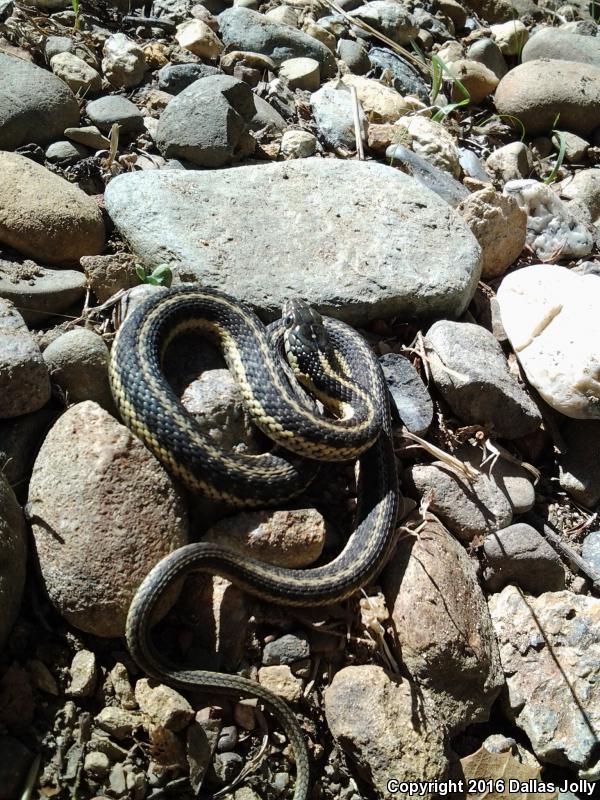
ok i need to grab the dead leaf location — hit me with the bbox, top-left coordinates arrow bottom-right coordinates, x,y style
460,746 -> 558,800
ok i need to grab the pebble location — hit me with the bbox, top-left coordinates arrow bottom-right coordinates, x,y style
383,514 -> 504,731
396,115 -> 460,177
65,125 -> 111,149
466,37 -> 507,79
218,7 -> 336,76
42,328 -> 115,411
95,707 -> 144,739
213,751 -> 244,782
504,179 -> 594,261
447,58 -> 499,104
280,130 -> 317,159
379,352 -> 433,435
386,145 -> 470,207
86,96 -> 144,134
217,725 -> 238,752
263,632 -> 310,666
135,679 -> 194,731
459,443 -> 535,515
425,320 -> 542,439
45,140 -> 89,163
347,1 -> 418,44
258,665 -> 302,703
483,523 -> 566,594
324,665 -> 448,795
265,4 -> 298,25
559,169 -> 600,223
0,152 -> 105,265
490,19 -> 528,54
108,662 -> 137,710
0,299 -> 50,418
310,81 -> 367,151
457,186 -> 526,279
0,259 -> 87,324
0,52 -> 79,149
104,158 -> 481,324
485,141 -> 533,183
84,751 -> 111,781
80,253 -> 139,304
494,59 -> 600,136
582,531 -> 600,574
27,401 -> 188,637
497,264 -> 600,420
489,587 -> 600,774
45,35 -> 99,67
279,57 -> 320,91
0,475 -> 27,649
558,420 -> 600,506
522,27 -> 600,67
155,74 -> 255,167
102,33 -> 146,88
342,73 -> 421,123
337,39 -> 370,74
68,649 -> 98,697
157,62 -> 220,93
367,46 -> 429,100
49,52 -> 102,94
557,130 -> 589,163
175,19 -> 223,58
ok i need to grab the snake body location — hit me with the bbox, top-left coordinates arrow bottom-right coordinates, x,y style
109,286 -> 399,800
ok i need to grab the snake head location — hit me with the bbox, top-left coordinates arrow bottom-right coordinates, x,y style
281,299 -> 333,381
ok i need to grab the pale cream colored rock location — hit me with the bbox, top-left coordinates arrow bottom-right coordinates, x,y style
447,58 -> 499,104
490,19 -> 528,55
497,264 -> 600,419
303,21 -> 336,53
457,186 -> 526,278
559,169 -> 600,222
265,4 -> 298,26
108,663 -> 137,709
396,115 -> 460,177
95,706 -> 144,739
175,19 -> 223,59
554,130 -> 589,163
485,141 -> 533,183
135,679 -> 194,731
341,74 -> 420,122
50,52 -> 102,94
280,130 -> 317,158
102,33 -> 146,88
258,665 -> 302,703
279,57 -> 320,91
435,40 -> 463,66
0,152 -> 105,264
68,650 -> 98,697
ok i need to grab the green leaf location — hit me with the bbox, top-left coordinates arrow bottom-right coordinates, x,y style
149,264 -> 173,287
135,265 -> 147,282
429,55 -> 471,118
545,128 -> 566,185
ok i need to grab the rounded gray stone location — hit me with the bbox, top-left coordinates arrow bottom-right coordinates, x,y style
86,96 -> 144,134
522,28 -> 600,68
467,37 -> 508,79
582,530 -> 600,574
483,523 -> 566,594
0,53 -> 80,149
104,158 -> 482,324
0,259 -> 87,324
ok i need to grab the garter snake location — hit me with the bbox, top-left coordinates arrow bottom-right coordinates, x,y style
109,286 -> 399,800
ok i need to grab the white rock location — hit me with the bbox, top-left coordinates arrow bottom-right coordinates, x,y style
279,57 -> 320,91
497,264 -> 600,419
50,52 -> 102,94
486,142 -> 533,183
280,130 -> 317,159
265,4 -> 298,26
396,115 -> 461,178
490,20 -> 528,55
340,74 -> 419,123
102,33 -> 146,88
175,19 -> 223,58
559,169 -> 600,223
503,179 -> 593,261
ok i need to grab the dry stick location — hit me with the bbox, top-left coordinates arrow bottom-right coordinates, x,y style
350,86 -> 365,160
525,512 -> 600,591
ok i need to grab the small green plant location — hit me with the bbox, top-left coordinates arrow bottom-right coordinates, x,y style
135,264 -> 173,287
544,114 -> 566,185
71,0 -> 80,30
430,55 -> 471,122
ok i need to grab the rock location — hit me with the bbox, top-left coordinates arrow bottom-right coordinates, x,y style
582,530 -> 600,574
379,352 -> 433,435
104,159 -> 482,324
310,81 -> 367,151
0,258 -> 86,324
466,37 -> 508,79
383,515 -> 504,731
556,130 -> 588,163
217,724 -> 238,752
45,35 -> 98,67
0,409 -> 56,486
458,0 -> 516,22
0,299 -> 50,418
494,60 -> 600,136
489,587 -> 600,774
386,145 -> 470,208
265,4 -> 298,25
258,665 -> 302,703
559,420 -> 600,506
483,523 -> 566,593
65,125 -> 110,150
367,122 -> 410,155
504,179 -> 593,261
204,508 -> 326,567
302,22 -> 336,53
49,52 -> 102,94
0,152 -> 105,264
497,264 -> 600,420
68,650 -> 98,697
559,169 -> 600,223
367,47 -> 429,101
485,142 -> 533,183
263,633 -> 310,666
459,442 -> 535,515
45,140 -> 89,163
80,253 -> 138,303
280,130 -> 316,159
342,73 -> 422,123
324,665 -> 449,795
0,53 -> 79,149
102,33 -> 146,88
175,19 -> 223,58
135,679 -> 194,731
522,27 -> 600,67
396,116 -> 461,177
213,751 -> 243,782
404,463 -> 513,540
279,57 -> 320,91
218,7 -> 336,76
337,39 -> 370,74
457,186 -> 527,279
155,74 -> 255,167
0,736 -> 33,799
347,1 -> 418,44
0,476 -> 27,649
250,95 -> 287,133
86,96 -> 144,134
95,707 -> 144,739
28,401 -> 188,637
490,20 -> 528,55
158,63 -> 220,94
42,328 -> 114,411
84,751 -> 111,781
447,59 -> 499,104
425,320 -> 542,438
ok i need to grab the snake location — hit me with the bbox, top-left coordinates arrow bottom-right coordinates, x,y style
108,286 -> 399,800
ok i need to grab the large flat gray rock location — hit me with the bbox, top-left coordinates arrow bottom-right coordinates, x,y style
104,159 -> 482,323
